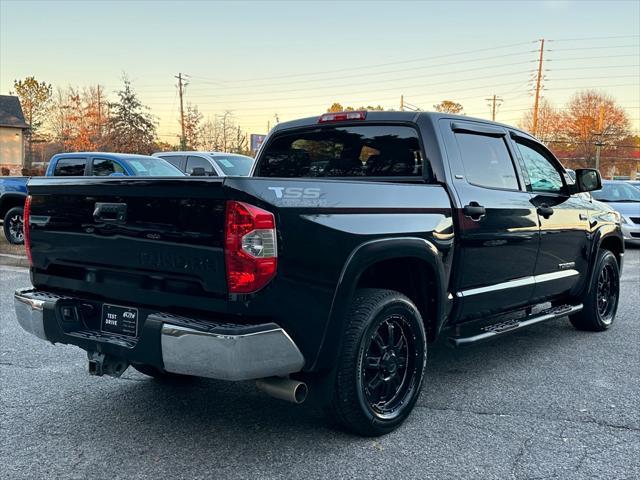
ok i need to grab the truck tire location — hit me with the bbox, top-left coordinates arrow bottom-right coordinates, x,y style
326,288 -> 427,436
3,206 -> 25,245
570,249 -> 620,332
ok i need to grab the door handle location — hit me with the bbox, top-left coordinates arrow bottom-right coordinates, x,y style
537,204 -> 554,219
93,202 -> 127,224
463,202 -> 486,221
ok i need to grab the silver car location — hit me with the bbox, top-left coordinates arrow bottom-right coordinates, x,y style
592,180 -> 640,245
153,151 -> 254,177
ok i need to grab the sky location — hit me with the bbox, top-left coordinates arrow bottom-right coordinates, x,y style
1,0 -> 639,141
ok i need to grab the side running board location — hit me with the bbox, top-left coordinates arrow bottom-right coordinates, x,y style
448,304 -> 583,348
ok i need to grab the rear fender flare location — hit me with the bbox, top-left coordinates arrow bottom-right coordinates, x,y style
0,193 -> 27,217
583,225 -> 624,296
312,237 -> 447,371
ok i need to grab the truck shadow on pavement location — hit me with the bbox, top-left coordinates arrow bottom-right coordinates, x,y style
62,316 -> 595,441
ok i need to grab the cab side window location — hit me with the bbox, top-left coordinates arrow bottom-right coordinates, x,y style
515,142 -> 564,193
455,133 -> 519,190
92,158 -> 125,176
53,158 -> 87,176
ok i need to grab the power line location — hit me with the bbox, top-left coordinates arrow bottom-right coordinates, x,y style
189,41 -> 534,85
550,34 -> 640,42
187,50 -> 534,90
144,61 -> 534,100
549,44 -> 639,52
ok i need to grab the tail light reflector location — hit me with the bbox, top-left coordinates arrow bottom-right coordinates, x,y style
225,201 -> 277,294
23,195 -> 33,266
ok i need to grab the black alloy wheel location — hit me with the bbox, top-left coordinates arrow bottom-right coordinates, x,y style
360,315 -> 418,418
570,249 -> 620,332
596,262 -> 618,324
326,288 -> 427,436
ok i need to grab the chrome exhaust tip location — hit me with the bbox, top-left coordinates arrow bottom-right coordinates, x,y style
256,377 -> 308,404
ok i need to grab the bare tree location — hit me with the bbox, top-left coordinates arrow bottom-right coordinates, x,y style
559,90 -> 630,161
518,98 -> 562,144
183,103 -> 203,149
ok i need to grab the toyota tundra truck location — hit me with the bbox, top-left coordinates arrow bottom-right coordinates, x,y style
14,111 -> 623,436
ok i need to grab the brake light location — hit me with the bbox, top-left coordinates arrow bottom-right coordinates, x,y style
318,110 -> 367,123
23,195 -> 33,266
225,201 -> 277,294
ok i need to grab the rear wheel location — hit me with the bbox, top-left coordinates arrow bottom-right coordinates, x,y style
3,206 -> 24,245
570,249 -> 620,331
326,288 -> 427,436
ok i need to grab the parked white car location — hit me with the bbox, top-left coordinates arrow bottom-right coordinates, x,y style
152,151 -> 254,177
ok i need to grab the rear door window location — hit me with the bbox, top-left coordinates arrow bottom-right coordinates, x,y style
454,133 -> 519,190
53,158 -> 87,176
257,125 -> 424,178
91,158 -> 126,176
186,156 -> 216,176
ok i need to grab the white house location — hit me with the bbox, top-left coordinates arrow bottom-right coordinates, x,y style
0,95 -> 29,176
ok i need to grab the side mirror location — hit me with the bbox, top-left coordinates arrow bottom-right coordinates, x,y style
575,168 -> 602,193
190,167 -> 206,176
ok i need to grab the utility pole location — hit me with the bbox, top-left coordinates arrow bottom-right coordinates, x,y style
532,38 -> 545,136
594,104 -> 605,171
96,85 -> 102,137
485,94 -> 503,121
400,95 -> 404,112
175,73 -> 187,149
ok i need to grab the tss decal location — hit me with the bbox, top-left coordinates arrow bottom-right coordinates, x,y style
268,187 -> 321,199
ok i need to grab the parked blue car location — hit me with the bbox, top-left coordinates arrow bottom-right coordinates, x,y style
1,152 -> 183,244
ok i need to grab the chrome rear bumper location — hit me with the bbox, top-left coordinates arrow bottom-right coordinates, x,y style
14,288 -> 305,381
161,324 -> 304,381
14,294 -> 47,341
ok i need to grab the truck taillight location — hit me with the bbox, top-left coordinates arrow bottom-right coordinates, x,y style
23,195 -> 33,266
225,200 -> 277,294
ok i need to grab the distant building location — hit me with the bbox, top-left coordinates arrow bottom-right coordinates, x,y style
0,95 -> 29,175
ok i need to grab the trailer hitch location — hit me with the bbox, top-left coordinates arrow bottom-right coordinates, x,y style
87,352 -> 129,378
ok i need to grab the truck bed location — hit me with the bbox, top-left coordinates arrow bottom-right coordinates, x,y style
26,175 -> 453,368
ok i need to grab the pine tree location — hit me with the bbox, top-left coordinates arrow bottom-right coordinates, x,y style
107,77 -> 157,154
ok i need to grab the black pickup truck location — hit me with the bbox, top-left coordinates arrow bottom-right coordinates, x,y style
15,111 -> 623,436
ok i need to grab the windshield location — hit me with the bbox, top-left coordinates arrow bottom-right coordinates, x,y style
592,182 -> 640,202
212,154 -> 254,176
125,157 -> 184,176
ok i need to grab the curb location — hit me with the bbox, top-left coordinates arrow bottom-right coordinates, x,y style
0,253 -> 29,268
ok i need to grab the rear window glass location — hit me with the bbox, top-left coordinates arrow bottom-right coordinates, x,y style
54,158 -> 86,176
213,155 -> 254,176
256,125 -> 424,178
127,158 -> 184,176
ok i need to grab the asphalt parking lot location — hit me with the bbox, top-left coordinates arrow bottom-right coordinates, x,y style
1,249 -> 638,480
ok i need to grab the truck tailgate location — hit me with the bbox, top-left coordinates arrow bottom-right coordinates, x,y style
27,177 -> 229,311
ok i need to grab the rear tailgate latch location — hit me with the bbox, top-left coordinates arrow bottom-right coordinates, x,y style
93,202 -> 127,224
